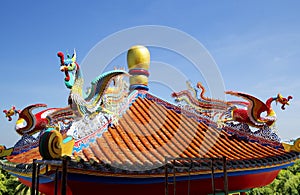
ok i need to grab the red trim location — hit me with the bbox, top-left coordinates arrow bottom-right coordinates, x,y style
19,170 -> 279,195
19,178 -> 73,195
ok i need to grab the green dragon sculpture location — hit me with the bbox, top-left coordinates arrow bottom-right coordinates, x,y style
57,50 -> 127,117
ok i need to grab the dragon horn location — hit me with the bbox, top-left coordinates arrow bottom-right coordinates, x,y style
277,93 -> 283,99
57,52 -> 64,65
276,93 -> 282,103
72,49 -> 76,62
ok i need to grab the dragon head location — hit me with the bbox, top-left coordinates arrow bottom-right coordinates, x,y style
3,106 -> 19,121
57,50 -> 79,89
276,93 -> 293,110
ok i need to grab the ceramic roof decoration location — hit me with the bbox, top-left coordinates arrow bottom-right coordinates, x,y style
0,45 -> 299,195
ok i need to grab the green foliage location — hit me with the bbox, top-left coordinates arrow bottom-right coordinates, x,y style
0,168 -> 44,195
247,160 -> 300,195
0,169 -> 20,195
14,183 -> 32,195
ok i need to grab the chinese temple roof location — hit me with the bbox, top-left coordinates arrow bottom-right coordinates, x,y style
4,93 -> 299,177
1,45 -> 299,195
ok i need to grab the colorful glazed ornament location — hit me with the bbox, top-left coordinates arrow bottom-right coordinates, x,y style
224,91 -> 292,127
3,106 -> 20,121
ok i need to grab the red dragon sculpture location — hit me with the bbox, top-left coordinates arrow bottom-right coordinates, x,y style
224,91 -> 292,128
3,106 -> 20,121
15,104 -> 60,135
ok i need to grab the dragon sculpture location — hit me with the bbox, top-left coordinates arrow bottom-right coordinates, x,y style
0,104 -> 66,158
18,50 -> 128,160
224,91 -> 292,128
14,104 -> 61,136
34,50 -> 129,160
0,145 -> 13,158
172,81 -> 231,119
282,138 -> 300,152
172,81 -> 292,129
3,106 -> 20,121
57,50 -> 127,117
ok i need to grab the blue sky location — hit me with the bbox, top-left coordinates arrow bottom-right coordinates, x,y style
0,1 -> 300,146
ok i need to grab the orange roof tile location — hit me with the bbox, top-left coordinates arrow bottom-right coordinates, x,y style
73,97 -> 293,169
7,147 -> 41,164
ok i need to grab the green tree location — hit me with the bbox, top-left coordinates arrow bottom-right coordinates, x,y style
0,168 -> 44,195
14,183 -> 31,195
0,169 -> 20,195
247,160 -> 300,195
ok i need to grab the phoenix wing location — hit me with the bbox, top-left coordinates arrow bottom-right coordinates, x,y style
226,91 -> 268,126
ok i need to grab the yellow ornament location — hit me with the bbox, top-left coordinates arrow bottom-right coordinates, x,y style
127,45 -> 150,70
